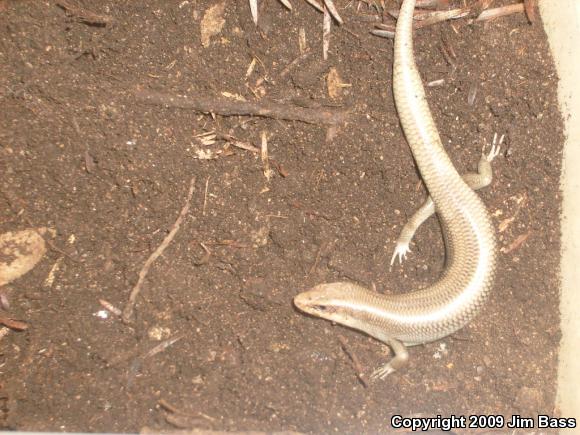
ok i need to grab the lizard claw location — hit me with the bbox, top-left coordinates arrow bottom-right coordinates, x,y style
482,133 -> 504,162
370,363 -> 395,380
390,242 -> 411,266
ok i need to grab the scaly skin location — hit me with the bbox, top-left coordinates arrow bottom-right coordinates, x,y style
294,0 -> 498,378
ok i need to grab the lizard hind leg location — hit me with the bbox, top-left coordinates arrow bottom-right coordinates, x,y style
370,338 -> 409,380
390,133 -> 502,267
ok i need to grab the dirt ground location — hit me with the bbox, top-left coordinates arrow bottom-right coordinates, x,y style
0,0 -> 564,433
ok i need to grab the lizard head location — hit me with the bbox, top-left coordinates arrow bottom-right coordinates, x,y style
294,282 -> 367,327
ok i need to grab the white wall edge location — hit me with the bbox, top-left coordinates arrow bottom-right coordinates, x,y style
539,0 -> 580,425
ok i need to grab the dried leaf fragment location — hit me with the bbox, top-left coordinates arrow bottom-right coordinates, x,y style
327,67 -> 349,99
200,1 -> 226,47
0,228 -> 48,287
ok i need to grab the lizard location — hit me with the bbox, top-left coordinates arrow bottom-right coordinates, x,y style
294,0 -> 500,379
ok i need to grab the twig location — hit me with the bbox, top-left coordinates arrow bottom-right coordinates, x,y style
323,4 -> 332,60
142,334 -> 184,359
122,177 -> 196,323
220,134 -> 288,178
279,50 -> 311,78
475,3 -> 525,22
304,0 -> 324,13
372,2 -> 527,38
307,242 -> 325,276
260,131 -> 273,181
56,0 -> 114,25
126,334 -> 185,387
0,315 -> 28,331
159,399 -> 216,421
416,0 -> 451,8
385,6 -> 469,21
337,335 -> 368,388
249,0 -> 258,25
501,231 -> 532,254
440,35 -> 457,68
134,89 -> 349,126
499,192 -> 527,233
373,7 -> 469,37
202,176 -> 210,216
278,0 -> 292,11
99,299 -> 122,316
323,0 -> 343,25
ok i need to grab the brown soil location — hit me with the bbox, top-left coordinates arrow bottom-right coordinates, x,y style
0,0 -> 564,433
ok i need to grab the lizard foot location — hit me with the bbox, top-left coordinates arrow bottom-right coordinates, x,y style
482,132 -> 504,162
370,363 -> 396,380
390,242 -> 411,266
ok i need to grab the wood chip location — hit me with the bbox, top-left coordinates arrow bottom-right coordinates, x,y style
249,0 -> 258,25
322,4 -> 331,60
261,131 -> 274,180
323,0 -> 343,25
501,231 -> 532,254
327,67 -> 342,99
299,28 -> 307,54
278,0 -> 292,10
304,0 -> 324,13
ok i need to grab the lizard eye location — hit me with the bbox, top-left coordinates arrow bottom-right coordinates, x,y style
314,304 -> 336,314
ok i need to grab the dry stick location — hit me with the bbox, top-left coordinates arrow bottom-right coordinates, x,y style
475,3 -> 524,21
134,89 -> 349,126
202,176 -> 210,216
126,334 -> 185,388
278,0 -> 292,11
373,2 -> 527,38
304,0 -> 324,13
159,398 -> 217,422
416,0 -> 451,8
142,334 -> 184,359
249,0 -> 258,25
0,315 -> 28,331
279,50 -> 311,78
122,176 -> 196,323
337,335 -> 368,388
324,0 -> 343,25
56,0 -> 114,25
307,242 -> 326,276
260,131 -> 273,181
322,4 -> 332,60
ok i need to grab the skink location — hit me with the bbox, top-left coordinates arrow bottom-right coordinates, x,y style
294,0 -> 499,378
